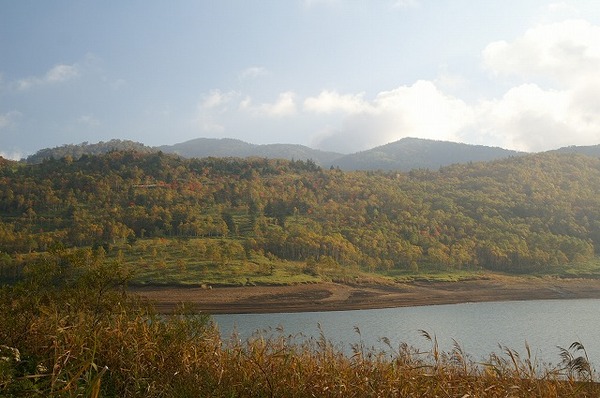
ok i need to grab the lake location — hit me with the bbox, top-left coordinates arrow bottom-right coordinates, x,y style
213,298 -> 600,366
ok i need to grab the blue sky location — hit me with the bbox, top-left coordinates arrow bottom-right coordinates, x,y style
2,1 -> 600,159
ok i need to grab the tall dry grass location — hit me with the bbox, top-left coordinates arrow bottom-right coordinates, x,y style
1,248 -> 599,397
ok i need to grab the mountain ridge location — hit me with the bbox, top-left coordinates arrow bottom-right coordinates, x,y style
331,137 -> 524,171
22,136 -> 600,171
157,138 -> 343,166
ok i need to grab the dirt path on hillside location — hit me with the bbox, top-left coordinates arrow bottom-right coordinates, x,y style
130,277 -> 600,314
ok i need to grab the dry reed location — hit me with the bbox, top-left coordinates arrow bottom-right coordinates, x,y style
1,249 -> 598,397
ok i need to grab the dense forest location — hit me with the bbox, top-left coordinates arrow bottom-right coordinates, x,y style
2,149 -> 600,276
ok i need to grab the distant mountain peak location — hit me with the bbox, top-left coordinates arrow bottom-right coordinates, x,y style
549,144 -> 600,157
26,139 -> 153,164
331,138 -> 524,171
158,138 -> 342,166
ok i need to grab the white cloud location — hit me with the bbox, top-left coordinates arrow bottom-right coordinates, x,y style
195,90 -> 240,133
373,81 -> 473,134
16,63 -> 80,91
310,81 -> 474,153
475,84 -> 569,151
308,75 -> 600,153
16,78 -> 36,91
483,19 -> 600,86
304,91 -> 372,114
474,81 -> 600,151
238,66 -> 268,80
201,89 -> 239,109
46,64 -> 79,83
241,91 -> 297,118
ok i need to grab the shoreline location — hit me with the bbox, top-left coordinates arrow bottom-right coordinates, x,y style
131,276 -> 600,314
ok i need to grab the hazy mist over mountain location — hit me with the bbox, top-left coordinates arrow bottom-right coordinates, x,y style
27,136 -> 600,172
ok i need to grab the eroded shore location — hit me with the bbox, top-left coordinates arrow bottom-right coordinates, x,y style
131,276 -> 600,314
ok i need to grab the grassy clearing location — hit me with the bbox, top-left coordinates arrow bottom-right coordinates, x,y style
98,237 -> 600,288
541,257 -> 600,279
106,237 -> 385,287
7,236 -> 600,290
127,258 -> 321,287
108,237 -> 322,286
387,267 -> 489,283
117,237 -> 485,286
2,250 -> 599,397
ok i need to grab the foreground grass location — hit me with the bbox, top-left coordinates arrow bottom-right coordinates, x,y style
1,248 -> 599,397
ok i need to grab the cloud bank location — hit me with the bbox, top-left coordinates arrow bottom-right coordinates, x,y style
307,18 -> 600,152
482,19 -> 600,85
192,17 -> 600,153
479,18 -> 600,151
306,81 -> 473,152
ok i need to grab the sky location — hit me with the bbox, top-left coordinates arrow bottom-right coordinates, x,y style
2,1 -> 600,159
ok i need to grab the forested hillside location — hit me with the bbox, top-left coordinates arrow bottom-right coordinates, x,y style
25,139 -> 153,164
2,150 -> 600,275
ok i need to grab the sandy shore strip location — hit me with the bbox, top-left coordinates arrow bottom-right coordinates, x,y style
130,277 -> 600,314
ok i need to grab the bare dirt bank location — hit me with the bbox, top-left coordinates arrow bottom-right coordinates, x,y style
131,277 -> 600,314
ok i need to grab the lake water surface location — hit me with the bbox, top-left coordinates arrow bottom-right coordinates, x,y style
214,298 -> 600,366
